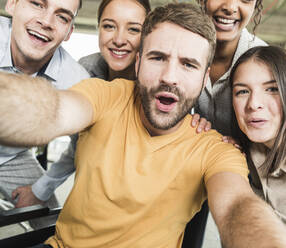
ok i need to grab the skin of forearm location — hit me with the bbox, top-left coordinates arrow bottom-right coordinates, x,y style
220,196 -> 286,248
0,72 -> 60,146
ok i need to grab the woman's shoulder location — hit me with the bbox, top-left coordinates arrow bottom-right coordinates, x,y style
78,53 -> 108,79
242,28 -> 268,47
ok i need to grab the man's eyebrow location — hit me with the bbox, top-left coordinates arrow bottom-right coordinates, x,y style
42,0 -> 76,19
146,50 -> 168,57
180,57 -> 202,68
145,51 -> 202,66
56,8 -> 76,19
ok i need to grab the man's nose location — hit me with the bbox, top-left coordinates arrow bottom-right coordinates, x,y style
37,11 -> 54,30
160,62 -> 178,87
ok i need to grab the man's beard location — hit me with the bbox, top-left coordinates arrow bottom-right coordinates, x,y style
137,81 -> 198,130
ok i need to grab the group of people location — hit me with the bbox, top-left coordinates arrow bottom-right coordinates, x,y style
0,0 -> 285,247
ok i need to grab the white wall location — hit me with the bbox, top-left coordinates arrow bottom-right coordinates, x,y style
62,32 -> 100,61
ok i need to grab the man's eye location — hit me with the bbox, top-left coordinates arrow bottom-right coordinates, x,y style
30,0 -> 43,8
183,63 -> 196,69
57,15 -> 69,24
150,56 -> 163,61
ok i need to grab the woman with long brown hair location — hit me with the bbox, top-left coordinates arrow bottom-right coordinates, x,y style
231,45 -> 286,223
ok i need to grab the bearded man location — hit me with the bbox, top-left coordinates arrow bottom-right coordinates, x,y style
0,3 -> 285,248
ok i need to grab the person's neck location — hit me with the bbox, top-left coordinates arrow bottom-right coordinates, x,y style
10,43 -> 51,75
210,38 -> 239,84
108,63 -> 136,81
139,105 -> 183,137
12,54 -> 49,75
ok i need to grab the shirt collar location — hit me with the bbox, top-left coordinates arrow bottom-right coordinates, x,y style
40,47 -> 62,83
220,29 -> 251,81
231,29 -> 254,70
204,29 -> 252,92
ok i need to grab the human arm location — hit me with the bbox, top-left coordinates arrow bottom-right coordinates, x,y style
206,172 -> 286,248
32,134 -> 77,201
12,135 -> 77,206
0,72 -> 93,147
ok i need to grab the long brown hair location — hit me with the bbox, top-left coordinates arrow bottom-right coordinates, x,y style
230,46 -> 286,176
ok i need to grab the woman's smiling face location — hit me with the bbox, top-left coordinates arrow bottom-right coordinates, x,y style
205,0 -> 256,43
98,0 -> 146,73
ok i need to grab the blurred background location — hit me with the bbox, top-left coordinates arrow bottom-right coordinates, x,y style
1,0 -> 286,60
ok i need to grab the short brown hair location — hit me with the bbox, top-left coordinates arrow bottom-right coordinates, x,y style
139,3 -> 216,68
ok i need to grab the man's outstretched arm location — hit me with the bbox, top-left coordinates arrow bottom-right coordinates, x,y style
207,172 -> 286,248
0,72 -> 93,147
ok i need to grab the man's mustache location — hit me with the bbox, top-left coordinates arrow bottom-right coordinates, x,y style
150,84 -> 182,98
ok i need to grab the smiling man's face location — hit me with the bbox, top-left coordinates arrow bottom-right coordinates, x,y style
135,22 -> 210,134
6,0 -> 79,73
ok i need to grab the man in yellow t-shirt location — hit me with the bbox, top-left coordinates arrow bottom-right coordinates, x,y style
0,3 -> 286,248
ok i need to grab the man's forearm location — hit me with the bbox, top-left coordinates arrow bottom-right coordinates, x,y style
33,136 -> 77,201
220,196 -> 286,248
0,72 -> 59,147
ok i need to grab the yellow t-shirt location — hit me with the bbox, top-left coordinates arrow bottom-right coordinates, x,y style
46,78 -> 248,248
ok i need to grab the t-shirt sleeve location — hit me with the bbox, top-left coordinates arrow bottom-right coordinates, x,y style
69,78 -> 133,124
202,134 -> 249,184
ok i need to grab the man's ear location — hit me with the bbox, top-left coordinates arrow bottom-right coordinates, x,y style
135,52 -> 140,78
203,67 -> 210,88
5,0 -> 17,16
64,24 -> 74,42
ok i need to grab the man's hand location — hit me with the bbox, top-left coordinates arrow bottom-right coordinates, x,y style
191,113 -> 211,133
12,185 -> 44,208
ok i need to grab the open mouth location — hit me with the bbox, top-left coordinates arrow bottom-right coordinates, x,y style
155,93 -> 178,112
27,30 -> 51,42
157,96 -> 177,105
